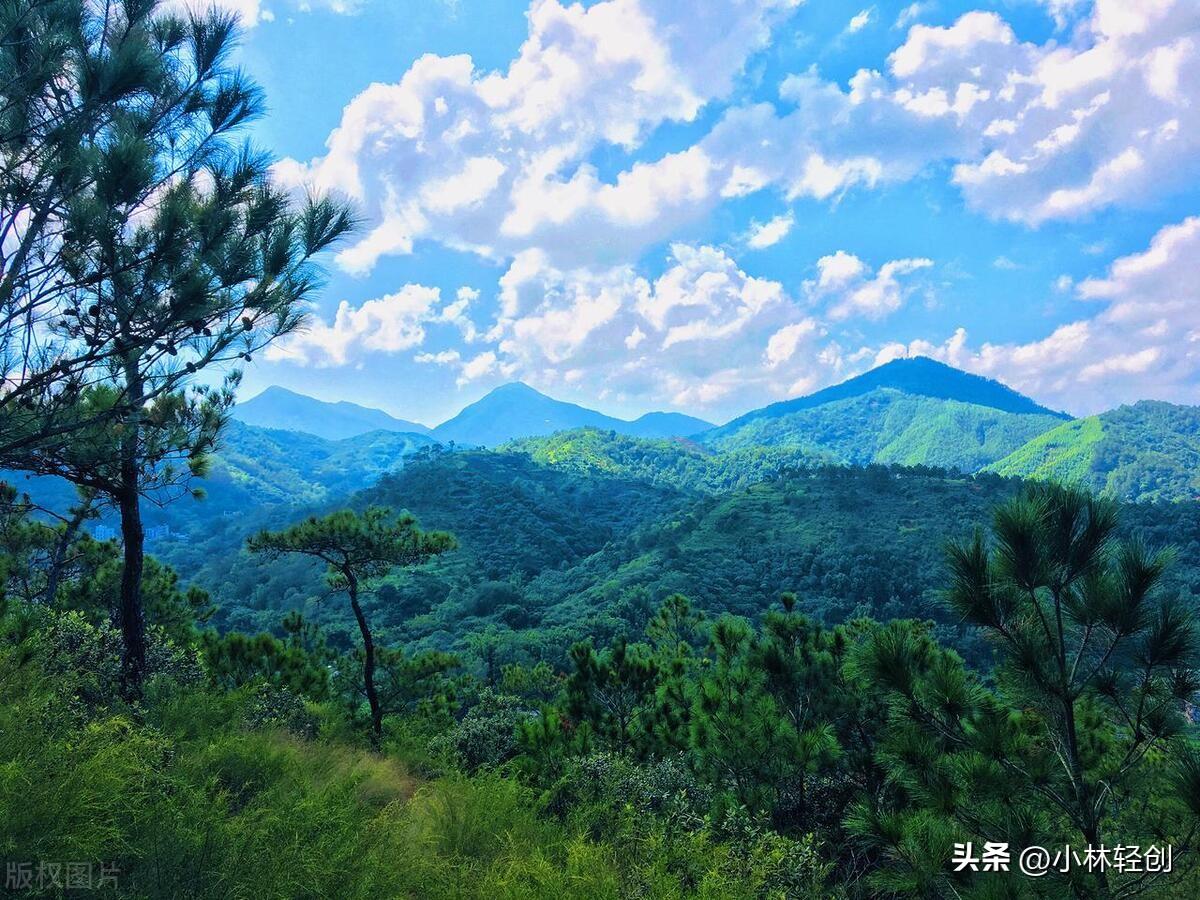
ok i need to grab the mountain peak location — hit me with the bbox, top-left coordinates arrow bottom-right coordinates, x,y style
720,356 -> 1067,431
232,387 -> 431,440
432,384 -> 712,446
485,381 -> 546,399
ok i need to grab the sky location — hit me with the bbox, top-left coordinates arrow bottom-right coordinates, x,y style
204,0 -> 1200,426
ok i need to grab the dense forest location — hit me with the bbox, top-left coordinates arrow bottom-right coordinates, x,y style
3,3 -> 1200,899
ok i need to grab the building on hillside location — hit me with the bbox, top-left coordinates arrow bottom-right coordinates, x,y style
92,524 -> 118,542
145,524 -> 172,542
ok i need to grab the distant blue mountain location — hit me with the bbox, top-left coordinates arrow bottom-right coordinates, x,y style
626,411 -> 714,439
431,383 -> 713,447
232,386 -> 431,440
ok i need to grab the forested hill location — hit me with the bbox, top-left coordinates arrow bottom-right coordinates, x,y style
987,400 -> 1200,503
162,434 -> 1200,673
712,356 -> 1068,433
701,388 -> 1063,471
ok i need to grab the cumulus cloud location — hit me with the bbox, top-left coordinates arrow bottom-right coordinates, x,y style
266,284 -> 460,367
473,243 -> 838,414
745,212 -> 795,249
877,217 -> 1200,413
280,0 -> 800,274
734,0 -> 1200,225
806,252 -> 933,320
275,0 -> 1200,285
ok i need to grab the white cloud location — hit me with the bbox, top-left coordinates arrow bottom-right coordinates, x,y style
1036,0 -> 1090,30
266,284 -> 470,367
806,252 -> 932,321
765,320 -> 818,367
888,217 -> 1200,413
812,250 -> 867,290
894,2 -> 931,30
468,242 -> 840,415
745,212 -> 795,249
748,0 -> 1200,225
847,8 -> 874,34
281,0 -> 800,274
458,351 -> 498,385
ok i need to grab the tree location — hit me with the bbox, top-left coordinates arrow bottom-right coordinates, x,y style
565,637 -> 659,752
689,615 -> 838,820
248,507 -> 456,743
4,1 -> 355,693
0,2 -> 337,455
852,483 -> 1200,898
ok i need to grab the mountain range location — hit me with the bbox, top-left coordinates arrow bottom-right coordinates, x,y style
234,380 -> 714,445
225,357 -> 1200,504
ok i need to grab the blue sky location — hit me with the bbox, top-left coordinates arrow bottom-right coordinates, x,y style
210,0 -> 1200,426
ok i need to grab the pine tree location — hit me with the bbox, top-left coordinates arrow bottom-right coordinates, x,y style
853,483 -> 1200,898
248,507 -> 455,744
3,1 -> 354,693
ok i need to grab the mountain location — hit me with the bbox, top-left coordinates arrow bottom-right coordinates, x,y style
232,386 -> 431,440
702,357 -> 1069,471
986,400 -> 1200,503
625,411 -> 713,439
431,382 -> 712,446
714,357 -> 1068,435
703,389 -> 1064,472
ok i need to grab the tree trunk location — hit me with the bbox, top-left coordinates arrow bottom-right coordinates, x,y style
44,495 -> 93,605
117,359 -> 146,698
117,482 -> 146,696
347,572 -> 382,745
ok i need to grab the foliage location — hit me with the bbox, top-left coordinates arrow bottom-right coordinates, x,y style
249,506 -> 455,741
705,388 -> 1064,472
988,401 -> 1200,502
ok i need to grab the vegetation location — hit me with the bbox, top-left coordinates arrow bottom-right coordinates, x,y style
988,401 -> 1200,502
248,508 -> 455,741
704,388 -> 1064,471
4,4 -> 1200,898
4,481 -> 1200,897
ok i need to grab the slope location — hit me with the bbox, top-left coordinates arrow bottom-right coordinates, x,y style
703,388 -> 1064,471
986,400 -> 1200,502
232,386 -> 430,439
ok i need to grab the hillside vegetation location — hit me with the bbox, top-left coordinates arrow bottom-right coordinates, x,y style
988,400 -> 1200,502
150,433 -> 1200,677
703,388 -> 1063,471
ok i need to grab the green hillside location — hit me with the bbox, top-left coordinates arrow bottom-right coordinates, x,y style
704,388 -> 1063,471
505,428 -> 831,493
208,420 -> 435,508
716,356 -> 1067,433
172,433 -> 1200,673
987,400 -> 1200,502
